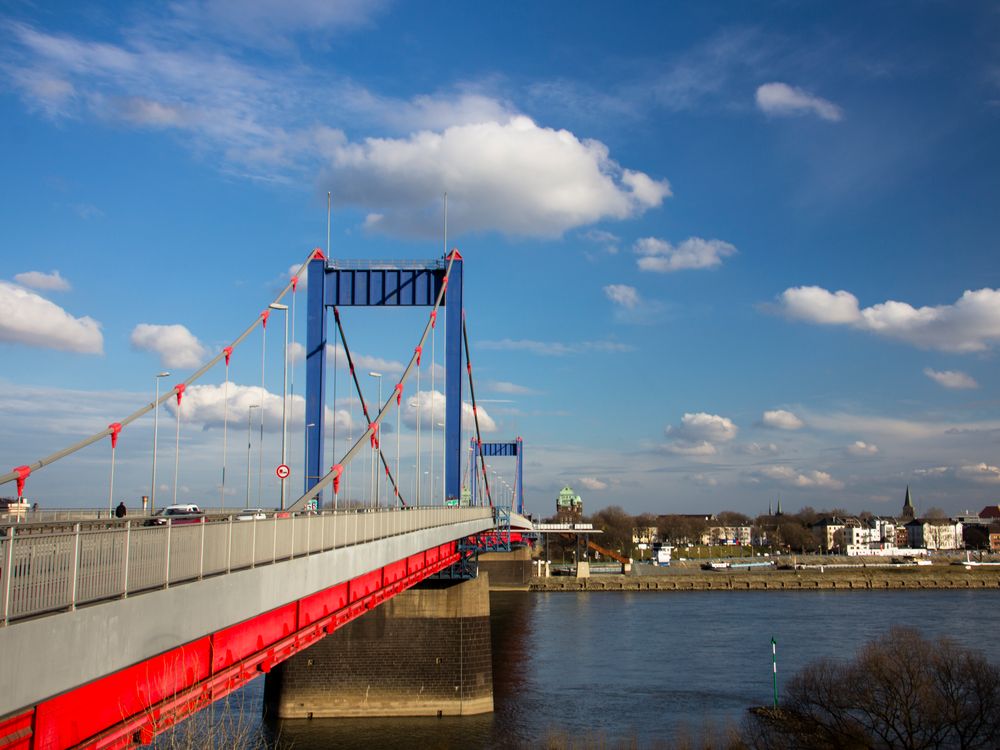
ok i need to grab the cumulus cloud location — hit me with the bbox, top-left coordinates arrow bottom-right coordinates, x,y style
635,236 -> 736,273
761,409 -> 803,430
846,440 -> 879,456
757,465 -> 844,489
130,323 -> 208,368
325,115 -> 671,237
0,280 -> 102,353
778,286 -> 1000,353
668,412 -> 738,444
578,476 -> 608,491
755,82 -> 843,121
165,382 -> 352,433
403,390 -> 496,433
924,368 -> 978,390
14,270 -> 70,291
604,284 -> 640,309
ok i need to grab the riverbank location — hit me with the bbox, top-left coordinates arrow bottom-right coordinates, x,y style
528,566 -> 1000,592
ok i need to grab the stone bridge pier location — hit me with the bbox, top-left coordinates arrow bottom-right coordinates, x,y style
264,574 -> 493,718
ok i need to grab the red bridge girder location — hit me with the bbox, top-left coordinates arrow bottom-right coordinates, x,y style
0,541 -> 462,750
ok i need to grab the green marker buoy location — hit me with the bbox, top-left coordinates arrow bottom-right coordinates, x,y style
771,637 -> 778,708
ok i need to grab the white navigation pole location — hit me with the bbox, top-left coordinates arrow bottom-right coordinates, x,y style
246,404 -> 259,509
369,371 -> 382,507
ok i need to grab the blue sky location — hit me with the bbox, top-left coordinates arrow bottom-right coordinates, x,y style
2,1 -> 1000,517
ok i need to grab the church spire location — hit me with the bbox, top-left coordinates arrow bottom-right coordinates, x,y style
902,485 -> 915,520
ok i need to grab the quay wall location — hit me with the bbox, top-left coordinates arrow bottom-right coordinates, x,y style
530,568 -> 1000,592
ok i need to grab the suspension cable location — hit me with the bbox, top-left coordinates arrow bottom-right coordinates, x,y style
0,248 -> 320,490
462,311 -> 493,508
291,252 -> 458,510
330,306 -> 407,507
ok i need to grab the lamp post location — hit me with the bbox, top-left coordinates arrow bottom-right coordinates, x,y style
269,303 -> 289,510
369,371 -> 382,507
150,371 -> 170,514
246,404 -> 259,509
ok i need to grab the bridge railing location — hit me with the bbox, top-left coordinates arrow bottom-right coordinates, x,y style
0,506 -> 490,625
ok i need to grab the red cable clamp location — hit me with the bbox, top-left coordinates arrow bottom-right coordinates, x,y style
291,276 -> 298,292
472,405 -> 477,415
13,465 -> 30,498
260,309 -> 270,328
223,346 -> 233,366
430,310 -> 437,329
175,383 -> 186,405
415,346 -> 422,366
334,308 -> 340,323
369,422 -> 379,449
331,464 -> 343,494
108,422 -> 122,449
394,383 -> 402,406
467,362 -> 472,375
442,277 -> 449,291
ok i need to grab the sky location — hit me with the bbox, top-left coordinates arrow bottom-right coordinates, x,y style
1,0 -> 1000,518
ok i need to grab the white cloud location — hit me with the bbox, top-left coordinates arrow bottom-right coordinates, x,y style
581,229 -> 620,256
924,368 -> 978,390
578,476 -> 608,491
635,237 -> 736,273
778,286 -> 1000,353
130,323 -> 208,368
478,338 -> 633,356
663,440 -> 717,456
0,280 -> 102,354
324,115 -> 670,237
403,390 -> 496,433
757,464 -> 844,489
14,270 -> 71,291
668,412 -> 738,444
956,463 -> 1000,484
755,82 -> 843,121
165,382 -> 352,433
778,286 -> 862,324
288,341 -> 305,364
741,442 -> 780,456
761,409 -> 803,430
604,284 -> 640,309
846,441 -> 879,456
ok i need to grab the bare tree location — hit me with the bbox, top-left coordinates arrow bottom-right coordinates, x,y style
744,627 -> 1000,750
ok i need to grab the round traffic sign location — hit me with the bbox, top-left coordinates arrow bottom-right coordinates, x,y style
275,464 -> 290,480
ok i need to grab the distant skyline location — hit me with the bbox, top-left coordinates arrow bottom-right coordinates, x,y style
1,1 -> 999,516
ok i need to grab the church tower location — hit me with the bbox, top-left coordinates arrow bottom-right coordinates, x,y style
901,485 -> 916,521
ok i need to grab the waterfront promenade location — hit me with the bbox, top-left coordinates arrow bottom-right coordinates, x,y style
530,566 -> 1000,592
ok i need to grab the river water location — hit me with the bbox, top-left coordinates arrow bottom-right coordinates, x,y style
212,589 -> 1000,748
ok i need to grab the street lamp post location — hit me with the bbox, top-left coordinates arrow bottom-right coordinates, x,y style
150,371 -> 170,514
246,404 -> 259,509
269,303 -> 289,510
369,371 -> 382,507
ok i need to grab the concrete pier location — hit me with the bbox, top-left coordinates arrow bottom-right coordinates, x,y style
265,575 -> 493,718
477,546 -> 534,588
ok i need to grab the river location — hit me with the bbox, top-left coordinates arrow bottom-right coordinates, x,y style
198,589 -> 1000,748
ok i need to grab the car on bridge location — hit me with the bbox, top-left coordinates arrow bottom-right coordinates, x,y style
236,508 -> 267,521
145,504 -> 204,526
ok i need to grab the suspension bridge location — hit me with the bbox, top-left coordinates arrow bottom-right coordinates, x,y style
0,248 -> 533,749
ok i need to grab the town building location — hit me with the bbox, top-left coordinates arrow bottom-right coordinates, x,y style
906,518 -> 964,550
555,486 -> 583,521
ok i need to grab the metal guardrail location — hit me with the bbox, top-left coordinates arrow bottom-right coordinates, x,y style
0,506 -> 491,625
